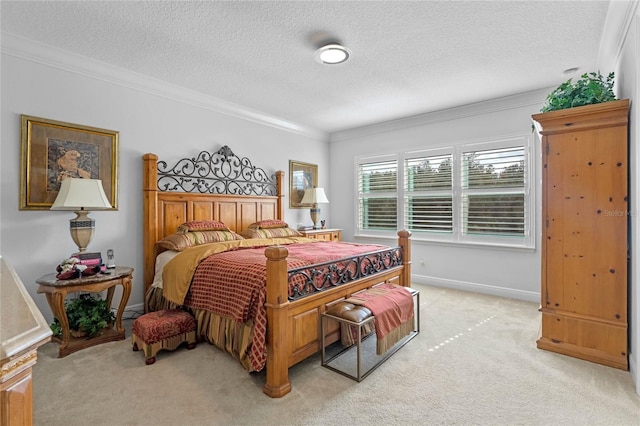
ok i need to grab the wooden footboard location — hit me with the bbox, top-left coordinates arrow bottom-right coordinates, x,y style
263,230 -> 412,398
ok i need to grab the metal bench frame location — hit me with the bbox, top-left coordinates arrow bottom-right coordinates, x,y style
321,288 -> 420,382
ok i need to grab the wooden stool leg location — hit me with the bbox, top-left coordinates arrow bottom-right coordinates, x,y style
186,331 -> 197,350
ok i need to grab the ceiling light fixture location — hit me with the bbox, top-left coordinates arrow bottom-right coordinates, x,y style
314,43 -> 351,65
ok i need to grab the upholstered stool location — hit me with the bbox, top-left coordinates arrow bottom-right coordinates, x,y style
132,309 -> 197,365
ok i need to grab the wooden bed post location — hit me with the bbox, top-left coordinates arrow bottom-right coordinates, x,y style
263,245 -> 292,398
143,153 -> 159,305
398,230 -> 412,287
275,170 -> 285,221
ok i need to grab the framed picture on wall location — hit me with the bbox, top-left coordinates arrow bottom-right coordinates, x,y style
19,115 -> 119,210
289,160 -> 317,208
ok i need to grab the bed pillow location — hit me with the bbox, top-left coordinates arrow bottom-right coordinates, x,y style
151,250 -> 179,289
247,219 -> 289,229
241,227 -> 301,239
176,220 -> 230,234
157,230 -> 243,251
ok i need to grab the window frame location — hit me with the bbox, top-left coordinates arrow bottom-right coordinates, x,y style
355,134 -> 535,249
354,153 -> 399,237
403,146 -> 455,242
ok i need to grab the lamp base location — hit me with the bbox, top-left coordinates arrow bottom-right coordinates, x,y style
310,205 -> 321,230
70,210 -> 95,253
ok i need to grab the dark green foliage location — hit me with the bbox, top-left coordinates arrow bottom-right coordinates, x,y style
411,158 -> 452,190
465,154 -> 525,188
541,72 -> 616,112
49,293 -> 115,338
50,320 -> 62,337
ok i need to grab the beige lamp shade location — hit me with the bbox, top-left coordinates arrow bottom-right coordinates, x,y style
51,178 -> 111,210
300,187 -> 329,205
301,187 -> 329,229
51,178 -> 112,253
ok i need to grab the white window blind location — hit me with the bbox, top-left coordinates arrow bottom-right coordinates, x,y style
355,135 -> 532,248
404,154 -> 453,233
462,146 -> 525,237
358,159 -> 398,230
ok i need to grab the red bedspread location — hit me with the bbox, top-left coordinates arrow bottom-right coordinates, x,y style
183,241 -> 386,372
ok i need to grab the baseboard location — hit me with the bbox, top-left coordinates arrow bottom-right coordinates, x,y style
412,274 -> 540,303
630,351 -> 640,395
115,302 -> 145,319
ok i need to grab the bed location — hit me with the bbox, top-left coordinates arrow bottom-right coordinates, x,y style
142,146 -> 412,397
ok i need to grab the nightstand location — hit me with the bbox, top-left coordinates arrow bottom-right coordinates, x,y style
299,228 -> 342,241
36,266 -> 133,357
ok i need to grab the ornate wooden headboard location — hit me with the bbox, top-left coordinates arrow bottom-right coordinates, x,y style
142,146 -> 284,294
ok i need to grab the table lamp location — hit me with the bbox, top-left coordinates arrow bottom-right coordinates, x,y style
50,178 -> 112,253
301,187 -> 329,229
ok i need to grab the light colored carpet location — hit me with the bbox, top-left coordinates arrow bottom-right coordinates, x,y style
33,284 -> 640,425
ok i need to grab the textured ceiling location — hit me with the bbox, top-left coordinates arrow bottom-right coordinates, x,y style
1,1 -> 611,134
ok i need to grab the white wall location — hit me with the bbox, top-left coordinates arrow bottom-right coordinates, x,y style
613,1 -> 640,397
0,43 -> 329,321
328,91 -> 546,302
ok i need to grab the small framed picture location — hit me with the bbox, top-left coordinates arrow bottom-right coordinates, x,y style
19,115 -> 119,210
289,160 -> 318,208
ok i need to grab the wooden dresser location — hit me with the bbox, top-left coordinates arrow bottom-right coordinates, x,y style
298,228 -> 342,241
532,99 -> 630,370
1,258 -> 52,425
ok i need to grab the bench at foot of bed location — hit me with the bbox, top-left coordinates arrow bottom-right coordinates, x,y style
321,287 -> 420,382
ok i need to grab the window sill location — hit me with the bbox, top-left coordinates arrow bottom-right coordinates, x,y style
354,233 -> 536,252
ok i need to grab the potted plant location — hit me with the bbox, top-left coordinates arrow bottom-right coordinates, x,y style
540,71 -> 616,112
50,293 -> 115,338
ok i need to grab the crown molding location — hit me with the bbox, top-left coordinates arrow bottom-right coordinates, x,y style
329,87 -> 551,143
597,0 -> 639,72
0,32 -> 327,141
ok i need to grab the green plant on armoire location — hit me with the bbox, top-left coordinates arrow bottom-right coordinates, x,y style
540,71 -> 616,112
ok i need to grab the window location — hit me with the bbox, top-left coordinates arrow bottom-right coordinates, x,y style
404,153 -> 453,233
462,146 -> 525,237
356,136 -> 533,248
357,158 -> 397,231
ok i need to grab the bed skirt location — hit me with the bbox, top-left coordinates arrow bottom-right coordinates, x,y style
146,287 -> 255,371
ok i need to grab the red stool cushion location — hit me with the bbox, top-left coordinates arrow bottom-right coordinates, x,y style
132,309 -> 196,344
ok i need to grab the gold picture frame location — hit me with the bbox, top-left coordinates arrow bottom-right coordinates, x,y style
20,115 -> 119,210
289,160 -> 318,208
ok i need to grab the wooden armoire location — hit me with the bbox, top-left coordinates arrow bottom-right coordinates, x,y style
532,98 -> 630,370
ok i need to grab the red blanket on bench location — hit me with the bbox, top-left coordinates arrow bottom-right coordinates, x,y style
346,284 -> 415,355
